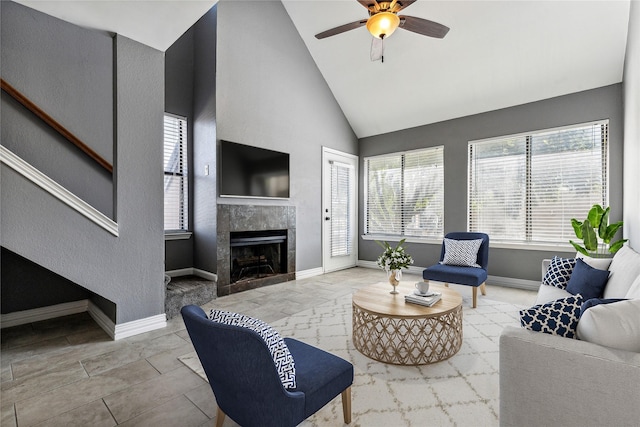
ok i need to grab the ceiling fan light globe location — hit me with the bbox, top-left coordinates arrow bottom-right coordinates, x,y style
366,12 -> 400,39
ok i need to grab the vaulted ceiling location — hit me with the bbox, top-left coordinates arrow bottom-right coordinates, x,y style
16,0 -> 631,138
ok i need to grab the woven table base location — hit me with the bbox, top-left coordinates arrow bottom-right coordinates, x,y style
352,303 -> 463,365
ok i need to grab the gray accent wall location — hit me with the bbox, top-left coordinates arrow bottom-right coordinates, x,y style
1,3 -> 165,324
623,1 -> 640,251
359,84 -> 624,282
1,1 -> 114,218
215,0 -> 358,271
192,6 -> 219,274
165,27 -> 195,271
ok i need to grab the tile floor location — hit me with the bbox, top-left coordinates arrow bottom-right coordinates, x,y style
1,267 -> 537,426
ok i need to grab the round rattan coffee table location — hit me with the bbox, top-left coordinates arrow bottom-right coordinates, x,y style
352,282 -> 463,365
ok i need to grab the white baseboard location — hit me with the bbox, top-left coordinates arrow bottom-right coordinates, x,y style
0,299 -> 167,341
193,268 -> 217,282
166,268 -> 217,282
296,267 -> 324,280
87,302 -> 167,340
87,301 -> 116,339
0,300 -> 89,329
112,314 -> 167,340
488,275 -> 540,291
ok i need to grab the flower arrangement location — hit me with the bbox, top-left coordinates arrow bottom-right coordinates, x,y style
376,239 -> 414,272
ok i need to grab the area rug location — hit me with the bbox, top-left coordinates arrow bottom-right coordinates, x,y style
179,294 -> 524,426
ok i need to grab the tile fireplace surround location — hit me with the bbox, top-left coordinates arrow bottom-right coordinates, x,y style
216,204 -> 296,296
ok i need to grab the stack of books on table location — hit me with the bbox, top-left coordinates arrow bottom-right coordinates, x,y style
405,292 -> 442,307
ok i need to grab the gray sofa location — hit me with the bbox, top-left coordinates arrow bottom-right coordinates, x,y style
499,245 -> 640,427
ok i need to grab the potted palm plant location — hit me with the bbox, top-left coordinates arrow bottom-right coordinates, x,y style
570,204 -> 627,257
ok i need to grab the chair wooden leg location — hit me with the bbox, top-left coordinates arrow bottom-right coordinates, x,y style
472,287 -> 477,308
215,407 -> 226,427
342,386 -> 352,424
480,282 -> 487,296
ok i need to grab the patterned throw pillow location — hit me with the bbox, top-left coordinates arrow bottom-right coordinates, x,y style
519,294 -> 583,338
208,310 -> 296,389
440,238 -> 483,268
542,256 -> 576,289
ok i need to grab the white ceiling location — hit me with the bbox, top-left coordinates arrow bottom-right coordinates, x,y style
17,0 -> 631,139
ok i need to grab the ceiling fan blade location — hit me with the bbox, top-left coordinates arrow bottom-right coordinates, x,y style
356,1 -> 376,11
394,0 -> 417,13
315,19 -> 368,39
398,15 -> 450,38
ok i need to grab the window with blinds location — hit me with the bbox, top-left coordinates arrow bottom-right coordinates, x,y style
164,114 -> 188,231
468,120 -> 608,245
364,146 -> 444,239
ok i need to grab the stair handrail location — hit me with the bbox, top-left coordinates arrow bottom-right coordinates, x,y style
1,78 -> 113,174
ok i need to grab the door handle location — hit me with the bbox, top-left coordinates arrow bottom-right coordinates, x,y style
325,216 -> 331,221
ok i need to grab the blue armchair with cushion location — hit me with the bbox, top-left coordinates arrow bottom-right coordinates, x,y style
181,305 -> 353,427
422,232 -> 490,308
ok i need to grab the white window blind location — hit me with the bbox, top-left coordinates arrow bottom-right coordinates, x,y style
468,120 -> 608,245
164,114 -> 188,231
330,161 -> 353,257
365,146 -> 444,239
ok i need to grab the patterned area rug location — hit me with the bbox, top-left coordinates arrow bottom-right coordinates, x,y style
179,294 -> 523,426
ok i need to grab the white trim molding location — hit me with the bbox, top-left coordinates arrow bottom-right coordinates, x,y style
0,300 -> 89,329
88,302 -> 167,340
487,275 -> 540,291
0,145 -> 118,236
165,268 -> 217,282
164,231 -> 193,241
296,267 -> 324,280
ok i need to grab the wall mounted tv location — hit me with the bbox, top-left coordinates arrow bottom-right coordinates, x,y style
219,140 -> 290,199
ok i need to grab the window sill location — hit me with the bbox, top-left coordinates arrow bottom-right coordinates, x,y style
361,234 -> 443,245
362,234 -> 576,253
165,231 -> 193,241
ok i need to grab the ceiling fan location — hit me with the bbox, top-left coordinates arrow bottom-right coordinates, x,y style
315,0 -> 449,62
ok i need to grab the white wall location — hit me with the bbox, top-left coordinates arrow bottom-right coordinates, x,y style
624,0 -> 640,250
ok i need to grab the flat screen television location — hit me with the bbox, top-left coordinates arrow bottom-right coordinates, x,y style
219,140 -> 290,199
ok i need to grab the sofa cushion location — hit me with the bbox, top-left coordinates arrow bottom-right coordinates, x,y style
542,256 -> 576,290
575,253 -> 613,270
625,275 -> 640,299
579,298 -> 627,317
576,299 -> 640,352
520,294 -> 583,339
208,309 -> 296,389
604,245 -> 640,299
440,238 -> 483,268
566,258 -> 609,300
534,284 -> 572,305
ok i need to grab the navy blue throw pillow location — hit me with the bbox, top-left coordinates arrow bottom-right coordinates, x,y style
579,298 -> 628,317
519,295 -> 583,339
565,258 -> 609,300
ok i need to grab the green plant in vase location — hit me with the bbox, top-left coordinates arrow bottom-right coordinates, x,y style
570,204 -> 627,257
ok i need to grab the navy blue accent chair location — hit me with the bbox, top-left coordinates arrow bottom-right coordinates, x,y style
181,305 -> 353,427
422,232 -> 490,308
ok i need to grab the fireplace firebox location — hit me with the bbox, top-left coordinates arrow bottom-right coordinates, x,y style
230,230 -> 287,284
